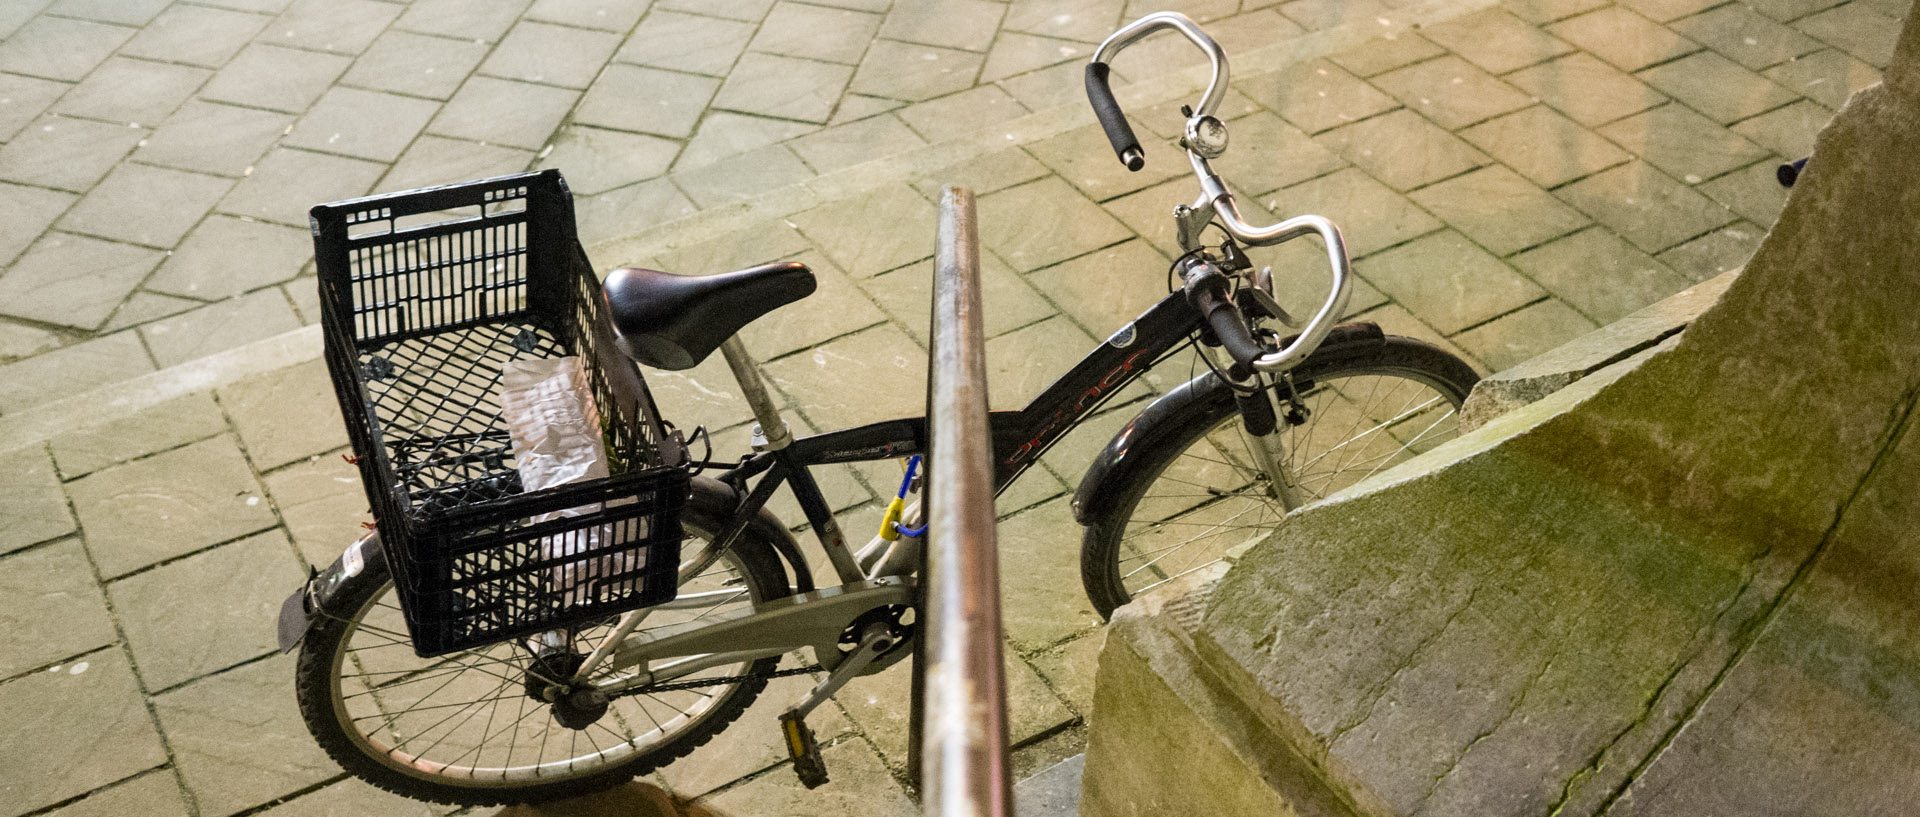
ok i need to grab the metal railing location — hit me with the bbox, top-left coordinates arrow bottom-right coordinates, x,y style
911,185 -> 1014,817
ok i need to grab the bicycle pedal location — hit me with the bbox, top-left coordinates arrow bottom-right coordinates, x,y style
779,713 -> 830,789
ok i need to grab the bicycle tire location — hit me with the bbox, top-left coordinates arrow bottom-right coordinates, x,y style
1079,335 -> 1478,618
295,477 -> 793,805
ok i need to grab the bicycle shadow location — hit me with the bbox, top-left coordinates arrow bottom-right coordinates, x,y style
491,781 -> 722,817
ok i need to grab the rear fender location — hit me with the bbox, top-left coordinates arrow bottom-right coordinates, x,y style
276,532 -> 383,653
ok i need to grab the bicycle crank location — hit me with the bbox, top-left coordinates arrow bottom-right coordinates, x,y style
779,622 -> 900,788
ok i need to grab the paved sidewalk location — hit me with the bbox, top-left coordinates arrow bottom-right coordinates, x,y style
0,0 -> 1313,412
0,0 -> 1906,815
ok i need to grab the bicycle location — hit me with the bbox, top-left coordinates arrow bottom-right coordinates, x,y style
279,11 -> 1480,806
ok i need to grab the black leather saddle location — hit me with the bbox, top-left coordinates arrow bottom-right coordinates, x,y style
601,262 -> 816,370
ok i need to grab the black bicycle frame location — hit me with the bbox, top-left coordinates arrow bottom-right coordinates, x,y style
710,287 -> 1207,590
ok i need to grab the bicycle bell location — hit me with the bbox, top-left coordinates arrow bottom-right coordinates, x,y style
1184,113 -> 1228,158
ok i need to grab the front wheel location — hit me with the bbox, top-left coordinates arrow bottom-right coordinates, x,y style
1079,336 -> 1478,618
294,477 -> 793,805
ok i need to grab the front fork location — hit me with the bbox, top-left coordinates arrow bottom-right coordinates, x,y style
1248,376 -> 1309,510
1213,345 -> 1308,511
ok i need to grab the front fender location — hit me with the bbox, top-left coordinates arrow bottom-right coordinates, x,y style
1071,372 -> 1236,524
1070,322 -> 1388,525
276,532 -> 383,653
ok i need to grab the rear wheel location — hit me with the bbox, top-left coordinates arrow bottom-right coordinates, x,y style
1080,336 -> 1477,618
294,478 -> 791,805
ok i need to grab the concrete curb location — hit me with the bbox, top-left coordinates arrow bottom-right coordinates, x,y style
0,326 -> 322,454
1459,268 -> 1741,431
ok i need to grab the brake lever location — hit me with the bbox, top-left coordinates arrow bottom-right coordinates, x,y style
1245,267 -> 1298,328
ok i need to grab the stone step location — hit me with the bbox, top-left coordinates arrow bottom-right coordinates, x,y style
0,324 -> 319,454
0,0 -> 1499,430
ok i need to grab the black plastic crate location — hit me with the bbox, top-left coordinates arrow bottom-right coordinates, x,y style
311,170 -> 688,657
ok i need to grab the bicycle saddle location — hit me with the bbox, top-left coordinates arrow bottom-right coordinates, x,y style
602,262 -> 816,370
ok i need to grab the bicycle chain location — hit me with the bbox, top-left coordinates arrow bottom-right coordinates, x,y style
612,663 -> 821,696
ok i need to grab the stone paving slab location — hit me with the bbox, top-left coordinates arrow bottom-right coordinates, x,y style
108,529 -> 305,691
0,0 -> 1906,814
0,649 -> 169,814
0,539 -> 116,679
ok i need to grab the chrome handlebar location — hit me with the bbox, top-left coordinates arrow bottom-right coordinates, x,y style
1091,12 -> 1355,376
1090,12 -> 1230,120
1216,209 -> 1354,373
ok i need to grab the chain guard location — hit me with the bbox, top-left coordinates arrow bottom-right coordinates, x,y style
609,604 -> 918,696
612,664 -> 822,697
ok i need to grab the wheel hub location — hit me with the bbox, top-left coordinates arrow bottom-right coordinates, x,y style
523,650 -> 609,731
523,650 -> 586,701
552,687 -> 611,731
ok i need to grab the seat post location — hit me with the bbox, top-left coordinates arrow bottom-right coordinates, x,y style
719,336 -> 792,451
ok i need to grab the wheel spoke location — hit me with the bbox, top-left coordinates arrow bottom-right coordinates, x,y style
1294,395 -> 1441,473
304,503 -> 787,798
386,674 -> 516,757
443,697 -> 544,772
1092,352 -> 1471,615
1121,501 -> 1271,580
1134,557 -> 1231,595
349,693 -> 525,720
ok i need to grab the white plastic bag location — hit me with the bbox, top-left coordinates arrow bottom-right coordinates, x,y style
498,356 -> 643,605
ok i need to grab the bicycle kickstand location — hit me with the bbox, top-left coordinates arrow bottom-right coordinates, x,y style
778,623 -> 898,788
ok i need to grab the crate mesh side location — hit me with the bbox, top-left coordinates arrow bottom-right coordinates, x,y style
404,471 -> 686,655
565,247 -> 664,472
351,219 -> 529,345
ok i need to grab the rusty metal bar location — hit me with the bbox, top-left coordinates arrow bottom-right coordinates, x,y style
917,185 -> 1013,817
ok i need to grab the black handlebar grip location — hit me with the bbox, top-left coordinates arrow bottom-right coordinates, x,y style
1206,305 -> 1266,373
1186,263 -> 1267,378
1777,157 -> 1808,188
1085,62 -> 1144,172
